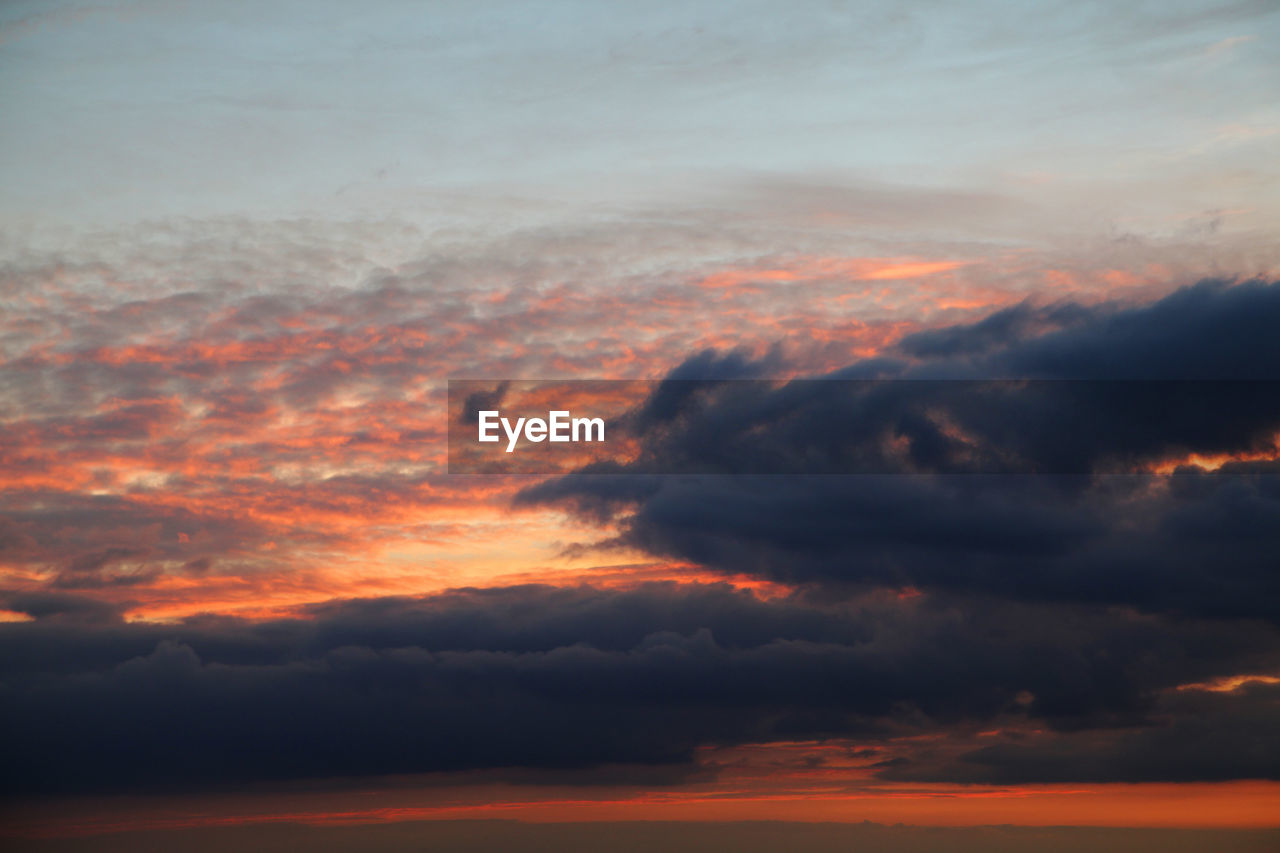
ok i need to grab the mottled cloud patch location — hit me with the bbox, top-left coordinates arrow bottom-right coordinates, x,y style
5,218 -> 1253,617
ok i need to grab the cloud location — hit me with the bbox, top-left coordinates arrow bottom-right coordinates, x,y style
884,681 -> 1280,785
0,591 -> 124,624
4,229 -> 1280,797
2,582 -> 1278,794
1,213 -> 1272,617
521,279 -> 1280,622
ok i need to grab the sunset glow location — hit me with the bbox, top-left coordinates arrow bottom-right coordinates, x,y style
3,2 -> 1279,850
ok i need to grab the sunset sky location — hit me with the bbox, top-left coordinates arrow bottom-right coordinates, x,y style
2,1 -> 1280,850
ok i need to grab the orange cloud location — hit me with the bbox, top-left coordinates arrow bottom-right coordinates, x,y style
695,256 -> 973,290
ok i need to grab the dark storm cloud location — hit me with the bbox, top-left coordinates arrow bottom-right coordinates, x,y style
526,470 -> 1280,621
982,278 -> 1280,379
520,280 -> 1280,621
573,378 -> 1280,475
882,681 -> 1280,785
895,301 -> 1098,359
2,583 -> 1279,795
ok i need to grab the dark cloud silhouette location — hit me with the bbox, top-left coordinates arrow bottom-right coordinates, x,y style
0,591 -> 124,624
521,280 -> 1280,621
896,301 -> 1097,359
525,469 -> 1280,621
883,681 -> 1280,785
2,582 -> 1278,795
981,279 -> 1280,380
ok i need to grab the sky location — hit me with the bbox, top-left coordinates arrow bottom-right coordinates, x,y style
1,1 -> 1280,849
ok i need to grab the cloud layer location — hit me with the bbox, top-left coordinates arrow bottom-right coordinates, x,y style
524,280 -> 1280,622
2,213 -> 1278,803
3,580 -> 1278,795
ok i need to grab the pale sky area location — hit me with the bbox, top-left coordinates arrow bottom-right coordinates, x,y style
1,0 -> 1277,239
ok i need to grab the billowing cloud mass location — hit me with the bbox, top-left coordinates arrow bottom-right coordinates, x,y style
4,278 -> 1280,798
523,280 -> 1280,621
3,581 -> 1279,795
